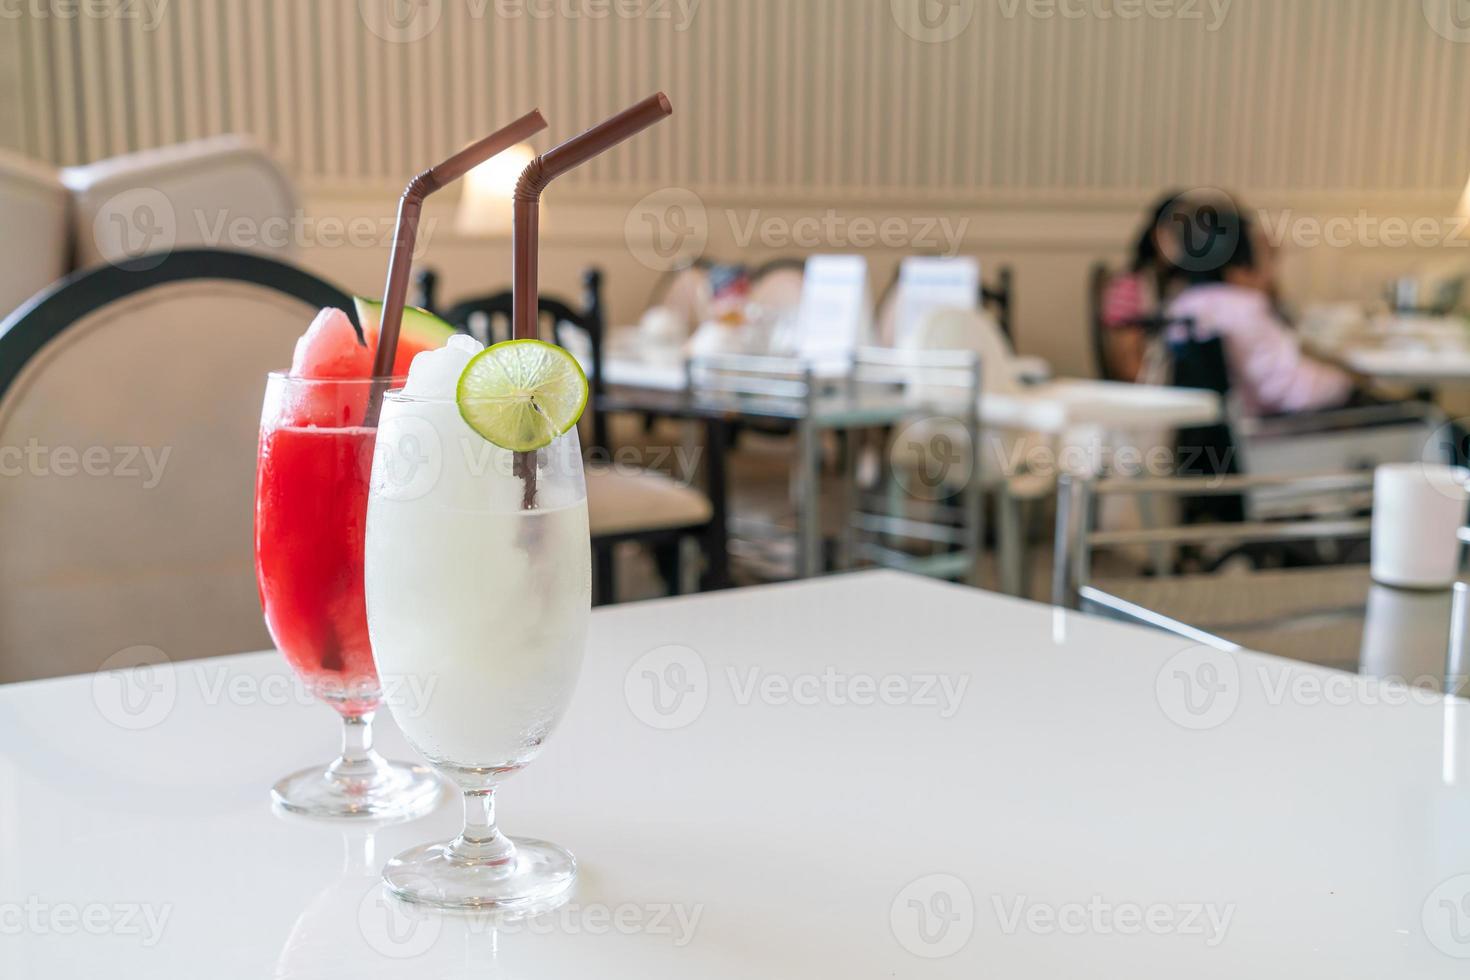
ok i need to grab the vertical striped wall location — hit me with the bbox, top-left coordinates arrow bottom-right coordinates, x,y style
2,0 -> 1467,200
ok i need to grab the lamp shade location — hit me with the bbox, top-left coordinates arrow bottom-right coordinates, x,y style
1458,172 -> 1470,221
455,142 -> 536,237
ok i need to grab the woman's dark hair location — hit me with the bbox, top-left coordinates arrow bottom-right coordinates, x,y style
1129,189 -> 1187,272
1155,193 -> 1256,289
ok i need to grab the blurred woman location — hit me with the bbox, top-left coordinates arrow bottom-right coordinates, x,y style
1099,190 -> 1184,380
1157,195 -> 1355,416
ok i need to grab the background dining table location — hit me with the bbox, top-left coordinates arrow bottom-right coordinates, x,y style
599,344 -> 1224,434
1,571 -> 1467,977
1299,311 -> 1470,386
599,344 -> 1222,579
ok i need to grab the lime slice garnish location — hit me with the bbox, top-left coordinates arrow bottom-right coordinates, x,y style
456,339 -> 589,451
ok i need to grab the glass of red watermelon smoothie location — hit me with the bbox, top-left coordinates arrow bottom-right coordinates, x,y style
254,304 -> 450,820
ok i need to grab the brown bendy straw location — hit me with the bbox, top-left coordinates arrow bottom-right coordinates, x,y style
510,93 -> 672,506
369,108 -> 549,382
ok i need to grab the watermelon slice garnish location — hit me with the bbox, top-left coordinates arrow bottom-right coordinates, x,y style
285,302 -> 457,426
291,307 -> 374,380
352,297 -> 460,379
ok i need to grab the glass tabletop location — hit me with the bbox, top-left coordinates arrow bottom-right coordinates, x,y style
1083,565 -> 1470,696
600,381 -> 929,428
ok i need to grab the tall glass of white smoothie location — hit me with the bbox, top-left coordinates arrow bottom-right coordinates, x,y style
364,333 -> 591,912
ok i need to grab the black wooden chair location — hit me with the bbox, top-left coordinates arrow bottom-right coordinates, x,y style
981,265 -> 1014,342
1165,318 -> 1438,568
1088,261 -> 1114,380
435,268 -> 729,604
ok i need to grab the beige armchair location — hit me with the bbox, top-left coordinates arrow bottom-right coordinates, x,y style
63,134 -> 298,269
0,149 -> 69,319
0,250 -> 352,682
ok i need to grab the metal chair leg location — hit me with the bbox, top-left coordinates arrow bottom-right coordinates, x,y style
698,418 -> 731,591
999,484 -> 1025,597
594,543 -> 616,606
653,540 -> 683,596
966,484 -> 987,587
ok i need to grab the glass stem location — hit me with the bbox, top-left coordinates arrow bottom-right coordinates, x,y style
328,711 -> 383,780
451,787 -> 516,867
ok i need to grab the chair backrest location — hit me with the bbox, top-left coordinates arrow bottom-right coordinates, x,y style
62,135 -> 298,269
1088,261 -> 1113,380
0,150 -> 69,318
874,259 -> 1005,348
1051,471 -> 1375,608
846,347 -> 984,582
872,268 -> 901,347
848,345 -> 981,421
792,255 -> 871,367
1166,320 -> 1230,396
413,268 -> 441,315
438,268 -> 608,451
884,256 -> 981,348
686,353 -> 816,420
981,265 -> 1014,341
645,260 -> 712,330
0,249 -> 353,682
906,306 -> 1017,395
1161,319 -> 1244,520
748,259 -> 805,313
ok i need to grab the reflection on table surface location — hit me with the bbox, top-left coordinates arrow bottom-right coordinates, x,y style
1084,565 -> 1469,696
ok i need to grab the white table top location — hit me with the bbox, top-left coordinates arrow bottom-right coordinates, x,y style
1301,312 -> 1470,384
1339,347 -> 1470,384
2,571 -> 1466,977
978,376 -> 1220,433
603,352 -> 1220,434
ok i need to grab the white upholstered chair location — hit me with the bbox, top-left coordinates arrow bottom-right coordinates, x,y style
62,134 -> 298,269
0,149 -> 69,319
0,250 -> 352,682
747,261 -> 805,314
899,307 -> 1055,595
648,263 -> 711,332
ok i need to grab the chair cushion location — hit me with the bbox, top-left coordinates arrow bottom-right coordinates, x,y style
586,465 -> 712,537
0,280 -> 314,682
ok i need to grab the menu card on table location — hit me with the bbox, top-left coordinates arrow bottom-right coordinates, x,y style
794,254 -> 870,373
893,256 -> 980,348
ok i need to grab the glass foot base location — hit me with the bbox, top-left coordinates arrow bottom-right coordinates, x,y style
271,759 -> 442,821
383,837 -> 576,913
